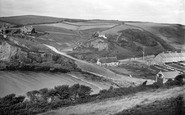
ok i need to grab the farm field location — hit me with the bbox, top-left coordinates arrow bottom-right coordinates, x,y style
125,22 -> 185,50
0,15 -> 185,115
0,15 -> 63,25
0,71 -> 115,97
99,24 -> 143,35
39,22 -> 117,30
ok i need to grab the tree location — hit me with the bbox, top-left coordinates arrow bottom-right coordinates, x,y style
69,84 -> 80,101
39,88 -> 49,102
175,74 -> 185,86
78,85 -> 92,98
54,85 -> 70,99
3,93 -> 16,101
2,93 -> 16,105
47,89 -> 57,102
26,90 -> 40,103
14,96 -> 25,103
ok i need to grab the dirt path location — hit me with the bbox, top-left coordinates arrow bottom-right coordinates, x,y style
41,86 -> 185,115
45,31 -> 78,35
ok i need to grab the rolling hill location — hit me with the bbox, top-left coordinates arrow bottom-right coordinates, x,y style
1,15 -> 184,59
0,15 -> 185,115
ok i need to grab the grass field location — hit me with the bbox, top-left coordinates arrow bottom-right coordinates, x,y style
0,71 -> 112,97
40,22 -> 117,30
125,22 -> 185,50
100,24 -> 143,35
0,15 -> 63,25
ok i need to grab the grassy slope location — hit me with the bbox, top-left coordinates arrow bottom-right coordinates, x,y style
73,21 -> 183,60
1,15 -> 184,84
1,15 -> 183,53
0,15 -> 63,25
125,22 -> 185,50
40,86 -> 185,115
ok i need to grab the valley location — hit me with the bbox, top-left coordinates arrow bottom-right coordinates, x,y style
0,15 -> 185,115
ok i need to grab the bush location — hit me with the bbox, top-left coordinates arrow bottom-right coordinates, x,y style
0,79 -> 183,115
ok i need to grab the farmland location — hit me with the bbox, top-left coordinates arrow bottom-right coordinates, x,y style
0,15 -> 185,115
40,21 -> 117,30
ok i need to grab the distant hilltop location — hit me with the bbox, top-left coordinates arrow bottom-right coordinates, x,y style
0,15 -> 184,63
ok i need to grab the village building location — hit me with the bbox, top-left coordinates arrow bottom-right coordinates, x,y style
0,24 -> 8,34
152,52 -> 185,64
98,34 -> 107,39
21,26 -> 34,34
96,31 -> 107,39
97,57 -> 119,66
155,70 -> 181,86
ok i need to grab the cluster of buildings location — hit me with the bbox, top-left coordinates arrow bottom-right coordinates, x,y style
97,57 -> 119,66
96,51 -> 185,67
96,31 -> 107,39
20,26 -> 34,34
0,23 -> 34,38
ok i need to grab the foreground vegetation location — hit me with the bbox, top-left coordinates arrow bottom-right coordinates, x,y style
0,74 -> 184,115
116,95 -> 185,115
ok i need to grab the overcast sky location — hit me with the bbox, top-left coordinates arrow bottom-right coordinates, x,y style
0,0 -> 185,24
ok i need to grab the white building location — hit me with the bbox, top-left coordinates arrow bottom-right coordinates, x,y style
98,34 -> 107,39
97,57 -> 119,66
21,26 -> 34,34
156,71 -> 180,85
152,52 -> 185,64
96,31 -> 107,39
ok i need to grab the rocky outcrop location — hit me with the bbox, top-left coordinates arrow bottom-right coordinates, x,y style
0,41 -> 18,61
0,41 -> 79,72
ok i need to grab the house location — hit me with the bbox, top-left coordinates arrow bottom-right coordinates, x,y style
156,71 -> 180,85
0,24 -> 8,34
21,26 -> 34,34
96,31 -> 107,39
97,57 -> 119,66
98,34 -> 107,39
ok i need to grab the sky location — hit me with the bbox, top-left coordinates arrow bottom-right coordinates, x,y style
0,0 -> 185,24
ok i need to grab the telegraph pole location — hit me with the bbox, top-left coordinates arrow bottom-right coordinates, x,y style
142,46 -> 145,60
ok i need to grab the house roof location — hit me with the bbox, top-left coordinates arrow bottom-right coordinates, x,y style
98,57 -> 118,63
161,71 -> 180,79
157,52 -> 185,59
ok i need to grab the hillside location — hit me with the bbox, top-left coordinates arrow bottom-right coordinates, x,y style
0,15 -> 64,25
70,23 -> 184,62
0,15 -> 184,84
41,86 -> 185,115
0,37 -> 78,72
0,15 -> 185,115
1,15 -> 184,60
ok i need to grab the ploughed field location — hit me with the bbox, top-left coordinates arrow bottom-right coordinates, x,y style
0,71 -> 113,97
